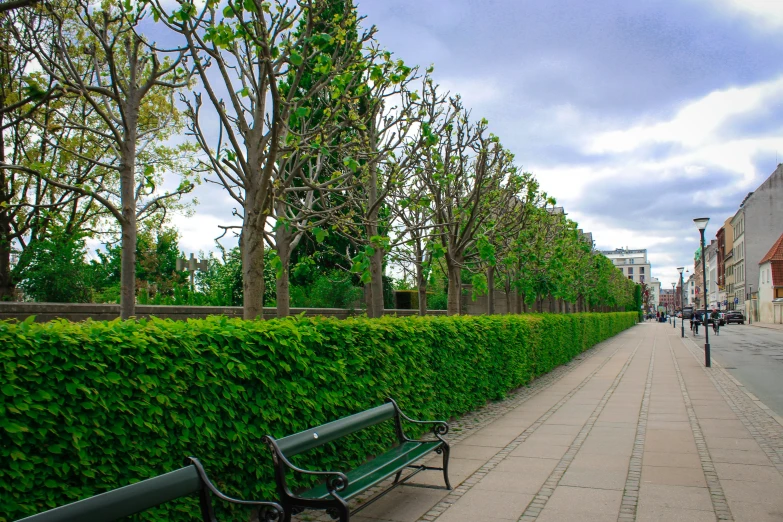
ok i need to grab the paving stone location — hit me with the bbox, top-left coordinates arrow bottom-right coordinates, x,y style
713,463 -> 783,484
643,450 -> 702,468
641,465 -> 708,487
708,448 -> 775,466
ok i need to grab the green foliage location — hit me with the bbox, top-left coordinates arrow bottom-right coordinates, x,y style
87,227 -> 188,304
14,228 -> 93,303
0,312 -> 636,521
289,270 -> 362,309
633,284 -> 644,320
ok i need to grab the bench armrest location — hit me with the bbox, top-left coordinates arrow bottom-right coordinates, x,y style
387,398 -> 450,440
263,437 -> 350,494
186,457 -> 284,521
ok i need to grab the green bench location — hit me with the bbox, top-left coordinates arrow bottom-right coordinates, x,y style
16,457 -> 283,522
263,398 -> 451,522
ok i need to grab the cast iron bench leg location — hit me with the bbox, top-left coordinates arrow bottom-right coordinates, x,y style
440,443 -> 452,490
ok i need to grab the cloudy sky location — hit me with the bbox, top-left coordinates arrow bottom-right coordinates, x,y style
172,0 -> 783,288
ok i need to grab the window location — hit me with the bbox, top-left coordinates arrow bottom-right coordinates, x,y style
628,275 -> 633,280
630,259 -> 635,264
628,267 -> 634,275
640,267 -> 645,274
640,275 -> 645,283
776,288 -> 783,298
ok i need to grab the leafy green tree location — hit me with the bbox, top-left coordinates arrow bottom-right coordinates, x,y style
15,225 -> 92,302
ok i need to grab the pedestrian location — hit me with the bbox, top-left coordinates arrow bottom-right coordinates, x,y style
692,312 -> 700,335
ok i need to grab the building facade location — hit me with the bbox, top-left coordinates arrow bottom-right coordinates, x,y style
758,233 -> 783,324
706,239 -> 719,309
649,277 -> 661,311
722,217 -> 735,310
599,248 -> 652,284
741,164 -> 783,316
684,273 -> 696,308
731,205 -> 746,312
659,289 -> 677,312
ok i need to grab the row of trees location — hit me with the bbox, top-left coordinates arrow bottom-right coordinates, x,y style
0,0 -> 638,319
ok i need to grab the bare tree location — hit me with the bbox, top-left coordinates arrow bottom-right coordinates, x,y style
386,78 -> 451,315
0,7 -> 102,299
158,0 -> 373,319
422,101 -> 518,316
8,0 -> 193,317
329,55 -> 425,317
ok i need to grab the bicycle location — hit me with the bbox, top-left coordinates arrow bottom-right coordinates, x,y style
712,318 -> 720,336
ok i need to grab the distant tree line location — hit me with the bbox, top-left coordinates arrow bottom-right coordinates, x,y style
0,0 -> 638,318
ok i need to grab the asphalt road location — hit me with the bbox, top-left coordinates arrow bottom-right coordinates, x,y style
680,321 -> 783,417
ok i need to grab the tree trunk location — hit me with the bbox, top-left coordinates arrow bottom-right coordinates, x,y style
274,220 -> 292,318
416,262 -> 427,316
364,283 -> 374,316
446,256 -> 462,315
366,163 -> 384,318
242,188 -> 266,320
0,109 -> 13,301
0,214 -> 11,300
119,117 -> 138,320
371,246 -> 384,317
487,266 -> 495,315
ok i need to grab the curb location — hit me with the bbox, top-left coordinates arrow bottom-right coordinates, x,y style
684,335 -> 783,430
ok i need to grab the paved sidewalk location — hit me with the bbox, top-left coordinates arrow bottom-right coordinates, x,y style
750,322 -> 783,332
297,321 -> 783,522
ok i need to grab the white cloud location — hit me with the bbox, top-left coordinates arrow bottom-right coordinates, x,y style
439,76 -> 508,106
709,0 -> 783,29
171,212 -> 241,255
587,74 -> 783,154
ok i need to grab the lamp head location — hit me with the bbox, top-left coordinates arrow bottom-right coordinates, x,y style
677,266 -> 684,275
693,217 -> 710,231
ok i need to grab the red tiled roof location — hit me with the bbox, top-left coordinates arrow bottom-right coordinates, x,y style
759,233 -> 783,264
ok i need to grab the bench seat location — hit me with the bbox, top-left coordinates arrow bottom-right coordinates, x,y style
264,398 -> 451,522
299,440 -> 440,500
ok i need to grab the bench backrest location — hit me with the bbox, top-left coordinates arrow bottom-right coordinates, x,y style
276,402 -> 397,457
17,466 -> 203,522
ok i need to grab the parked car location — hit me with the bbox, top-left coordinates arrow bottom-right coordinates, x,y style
725,311 -> 745,324
701,312 -> 726,326
676,311 -> 682,318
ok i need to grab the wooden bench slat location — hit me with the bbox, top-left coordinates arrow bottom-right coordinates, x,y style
276,403 -> 396,457
17,467 -> 202,522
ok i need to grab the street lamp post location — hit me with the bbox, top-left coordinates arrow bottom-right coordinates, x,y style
671,282 -> 676,328
694,217 -> 711,367
677,267 -> 685,338
748,284 -> 753,324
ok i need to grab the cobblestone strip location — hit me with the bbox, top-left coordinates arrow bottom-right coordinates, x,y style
298,329 -> 634,521
517,338 -> 644,521
416,337 -> 633,522
680,337 -> 783,475
667,338 -> 733,521
617,339 -> 655,522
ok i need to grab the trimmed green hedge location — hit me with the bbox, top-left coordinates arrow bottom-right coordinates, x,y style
0,312 -> 636,521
